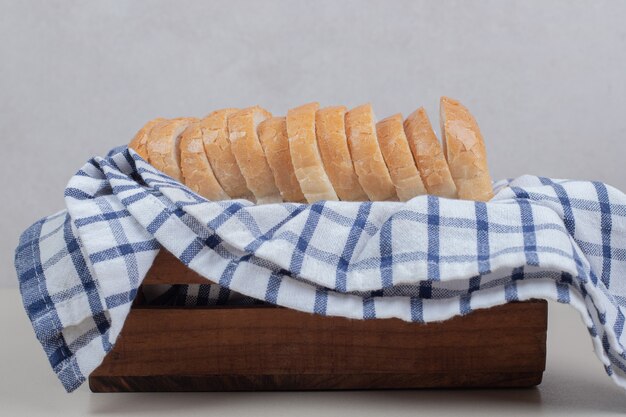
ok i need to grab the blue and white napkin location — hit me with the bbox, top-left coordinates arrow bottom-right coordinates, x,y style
14,146 -> 626,393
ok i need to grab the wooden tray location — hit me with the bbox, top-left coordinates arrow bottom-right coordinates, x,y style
89,252 -> 547,392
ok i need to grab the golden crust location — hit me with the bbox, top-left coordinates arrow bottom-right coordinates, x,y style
316,106 -> 368,201
257,117 -> 306,203
345,104 -> 397,201
287,102 -> 338,203
376,114 -> 427,201
228,106 -> 281,204
180,121 -> 230,201
132,98 -> 494,204
403,108 -> 457,199
201,109 -> 252,200
147,117 -> 197,182
440,97 -> 494,201
128,118 -> 166,161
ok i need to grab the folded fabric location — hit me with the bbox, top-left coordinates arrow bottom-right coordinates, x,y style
14,146 -> 626,393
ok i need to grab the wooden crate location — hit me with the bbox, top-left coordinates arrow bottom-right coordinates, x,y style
89,252 -> 547,392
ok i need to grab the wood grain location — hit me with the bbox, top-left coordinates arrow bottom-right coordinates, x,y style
90,300 -> 547,392
92,250 -> 548,392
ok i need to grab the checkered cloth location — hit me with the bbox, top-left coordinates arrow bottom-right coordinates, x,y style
14,146 -> 626,393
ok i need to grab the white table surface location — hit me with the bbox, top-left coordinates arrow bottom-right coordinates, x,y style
2,288 -> 625,416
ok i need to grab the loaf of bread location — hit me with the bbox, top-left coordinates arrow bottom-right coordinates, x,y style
129,97 -> 493,204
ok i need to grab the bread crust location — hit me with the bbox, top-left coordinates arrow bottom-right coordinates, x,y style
403,108 -> 457,199
287,102 -> 338,203
228,106 -> 282,204
376,114 -> 427,201
201,109 -> 252,200
345,104 -> 397,201
316,106 -> 368,201
129,118 -> 166,161
179,121 -> 230,201
440,97 -> 494,201
147,117 -> 197,182
257,117 -> 306,203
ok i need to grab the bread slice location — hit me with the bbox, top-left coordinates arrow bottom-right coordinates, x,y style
228,106 -> 282,204
440,97 -> 494,201
128,117 -> 166,161
403,108 -> 457,199
201,109 -> 252,200
257,117 -> 306,203
147,117 -> 197,182
376,114 -> 427,201
315,106 -> 368,201
345,104 -> 397,201
179,121 -> 230,201
287,102 -> 339,203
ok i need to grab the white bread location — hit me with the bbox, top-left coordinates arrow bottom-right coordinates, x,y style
147,117 -> 197,182
315,106 -> 368,201
179,121 -> 230,201
376,114 -> 427,201
345,104 -> 397,201
129,117 -> 166,161
287,102 -> 339,203
201,109 -> 252,200
132,99 -> 495,204
257,117 -> 306,203
403,108 -> 457,199
228,106 -> 282,204
440,97 -> 494,202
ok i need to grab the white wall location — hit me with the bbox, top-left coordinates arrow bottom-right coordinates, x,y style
2,0 -> 625,286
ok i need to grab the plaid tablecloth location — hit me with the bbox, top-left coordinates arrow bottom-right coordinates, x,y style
14,146 -> 626,392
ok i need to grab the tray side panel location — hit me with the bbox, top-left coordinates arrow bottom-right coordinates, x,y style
90,301 -> 547,392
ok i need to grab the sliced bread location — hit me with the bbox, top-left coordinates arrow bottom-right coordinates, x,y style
180,121 -> 230,200
440,97 -> 494,201
146,117 -> 197,182
403,108 -> 457,198
287,102 -> 338,203
228,106 -> 282,204
376,114 -> 427,201
257,117 -> 306,203
345,104 -> 397,201
316,106 -> 368,201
